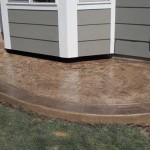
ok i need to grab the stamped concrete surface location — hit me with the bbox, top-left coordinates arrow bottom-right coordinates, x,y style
0,36 -> 150,125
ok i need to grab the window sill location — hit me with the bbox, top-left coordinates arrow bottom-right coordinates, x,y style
78,1 -> 111,5
7,2 -> 57,6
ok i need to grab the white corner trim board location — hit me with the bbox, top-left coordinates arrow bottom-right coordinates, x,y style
67,0 -> 78,58
58,0 -> 68,57
1,2 -> 11,49
110,0 -> 116,54
58,0 -> 78,58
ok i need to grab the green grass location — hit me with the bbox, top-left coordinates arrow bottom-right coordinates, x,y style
0,103 -> 150,150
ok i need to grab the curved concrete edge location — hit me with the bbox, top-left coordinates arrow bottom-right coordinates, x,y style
0,80 -> 150,116
0,92 -> 150,126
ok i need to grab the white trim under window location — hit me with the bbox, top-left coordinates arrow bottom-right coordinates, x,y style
6,0 -> 57,12
78,0 -> 111,5
7,0 -> 57,5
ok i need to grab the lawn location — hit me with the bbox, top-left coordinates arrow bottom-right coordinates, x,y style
0,102 -> 150,150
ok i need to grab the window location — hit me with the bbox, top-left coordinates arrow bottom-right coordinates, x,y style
8,0 -> 29,2
33,0 -> 55,2
8,0 -> 55,3
79,0 -> 110,3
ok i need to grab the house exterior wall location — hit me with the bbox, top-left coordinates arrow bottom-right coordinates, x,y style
5,1 -> 114,58
78,9 -> 111,56
1,1 -> 115,58
0,2 -> 2,33
115,0 -> 150,58
8,9 -> 59,56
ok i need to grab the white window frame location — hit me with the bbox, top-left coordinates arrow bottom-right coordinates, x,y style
7,0 -> 57,5
78,0 -> 111,5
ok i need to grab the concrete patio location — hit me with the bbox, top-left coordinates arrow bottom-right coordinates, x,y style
0,35 -> 150,125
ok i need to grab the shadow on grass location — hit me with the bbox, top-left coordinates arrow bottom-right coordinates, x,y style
0,103 -> 150,150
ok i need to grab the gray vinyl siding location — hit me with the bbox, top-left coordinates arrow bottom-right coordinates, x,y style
78,9 -> 111,56
115,0 -> 150,58
78,9 -> 110,25
79,40 -> 110,56
115,40 -> 150,58
116,0 -> 150,8
116,8 -> 150,25
9,23 -> 58,42
116,25 -> 150,42
78,25 -> 110,41
8,10 -> 58,25
11,37 -> 59,56
8,9 -> 59,56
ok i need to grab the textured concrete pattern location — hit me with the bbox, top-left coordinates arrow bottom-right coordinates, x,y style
0,36 -> 150,125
